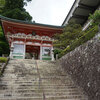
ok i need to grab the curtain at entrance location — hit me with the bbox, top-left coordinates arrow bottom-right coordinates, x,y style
42,47 -> 52,60
42,47 -> 51,56
13,44 -> 24,55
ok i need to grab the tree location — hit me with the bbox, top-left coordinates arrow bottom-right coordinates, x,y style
0,26 -> 10,56
1,0 -> 32,21
53,22 -> 84,58
89,10 -> 100,25
0,0 -> 5,13
0,0 -> 32,56
53,22 -> 83,50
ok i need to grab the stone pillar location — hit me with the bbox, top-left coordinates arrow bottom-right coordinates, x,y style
51,46 -> 54,61
23,44 -> 26,59
40,46 -> 42,60
9,42 -> 14,59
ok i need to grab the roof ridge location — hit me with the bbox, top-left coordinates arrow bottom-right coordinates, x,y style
0,15 -> 64,28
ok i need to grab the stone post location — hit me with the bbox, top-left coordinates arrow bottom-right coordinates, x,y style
51,47 -> 55,61
40,46 -> 42,60
23,44 -> 26,59
9,43 -> 14,59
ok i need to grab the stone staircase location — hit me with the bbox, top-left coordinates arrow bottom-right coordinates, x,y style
0,59 -> 88,100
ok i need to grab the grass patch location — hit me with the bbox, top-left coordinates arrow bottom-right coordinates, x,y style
0,57 -> 7,63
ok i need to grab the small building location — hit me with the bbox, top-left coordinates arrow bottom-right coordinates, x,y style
0,15 -> 63,60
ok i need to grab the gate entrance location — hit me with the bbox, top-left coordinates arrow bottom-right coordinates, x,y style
26,45 -> 40,60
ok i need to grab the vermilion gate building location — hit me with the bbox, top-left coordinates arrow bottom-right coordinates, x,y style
0,16 -> 63,60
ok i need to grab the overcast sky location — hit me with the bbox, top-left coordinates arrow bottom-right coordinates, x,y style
25,0 -> 75,26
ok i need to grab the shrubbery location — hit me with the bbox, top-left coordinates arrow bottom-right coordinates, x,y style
0,57 -> 7,63
89,10 -> 100,25
53,22 -> 83,49
0,26 -> 10,56
58,25 -> 98,58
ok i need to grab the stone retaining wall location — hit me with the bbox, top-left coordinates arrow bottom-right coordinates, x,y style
59,33 -> 100,100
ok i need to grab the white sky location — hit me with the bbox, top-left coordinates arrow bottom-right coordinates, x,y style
25,0 -> 75,26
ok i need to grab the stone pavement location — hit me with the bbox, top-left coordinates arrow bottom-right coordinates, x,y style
0,59 -> 88,100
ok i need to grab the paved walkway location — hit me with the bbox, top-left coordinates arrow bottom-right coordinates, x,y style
0,59 -> 88,100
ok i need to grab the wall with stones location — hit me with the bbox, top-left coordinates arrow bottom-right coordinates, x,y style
59,32 -> 100,100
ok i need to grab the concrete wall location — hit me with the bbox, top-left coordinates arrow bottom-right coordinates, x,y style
59,32 -> 100,100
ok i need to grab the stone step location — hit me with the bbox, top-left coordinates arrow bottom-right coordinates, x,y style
0,95 -> 87,100
0,92 -> 87,97
0,98 -> 87,100
0,83 -> 75,87
1,75 -> 37,77
0,93 -> 43,97
0,89 -> 79,92
0,59 -> 88,100
0,96 -> 43,100
0,80 -> 73,85
4,70 -> 37,72
0,91 -> 84,96
0,85 -> 78,90
0,95 -> 86,100
0,88 -> 80,93
7,63 -> 36,65
0,90 -> 81,94
0,80 -> 72,85
0,76 -> 39,79
1,77 -> 72,80
45,95 -> 87,100
0,82 -> 77,86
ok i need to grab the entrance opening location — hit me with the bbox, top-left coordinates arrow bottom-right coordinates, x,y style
26,45 -> 40,60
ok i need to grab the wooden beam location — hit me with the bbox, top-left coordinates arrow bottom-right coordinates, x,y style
72,14 -> 88,20
79,3 -> 96,11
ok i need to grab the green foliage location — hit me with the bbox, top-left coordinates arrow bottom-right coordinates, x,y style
0,41 -> 10,55
58,25 -> 98,58
53,22 -> 83,51
0,0 -> 5,7
2,8 -> 32,21
53,48 -> 62,59
54,11 -> 100,58
0,0 -> 5,13
1,0 -> 32,21
0,0 -> 32,56
0,57 -> 7,63
0,26 -> 10,56
89,10 -> 100,25
0,0 -> 32,55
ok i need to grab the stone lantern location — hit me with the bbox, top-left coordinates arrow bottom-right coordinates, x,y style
10,45 -> 14,58
10,46 -> 14,52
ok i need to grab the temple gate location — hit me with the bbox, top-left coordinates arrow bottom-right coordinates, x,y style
0,16 -> 63,60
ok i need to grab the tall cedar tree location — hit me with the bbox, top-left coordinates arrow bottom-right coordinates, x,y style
0,0 -> 32,56
1,0 -> 32,21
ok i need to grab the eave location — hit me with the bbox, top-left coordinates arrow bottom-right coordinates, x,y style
62,0 -> 100,26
